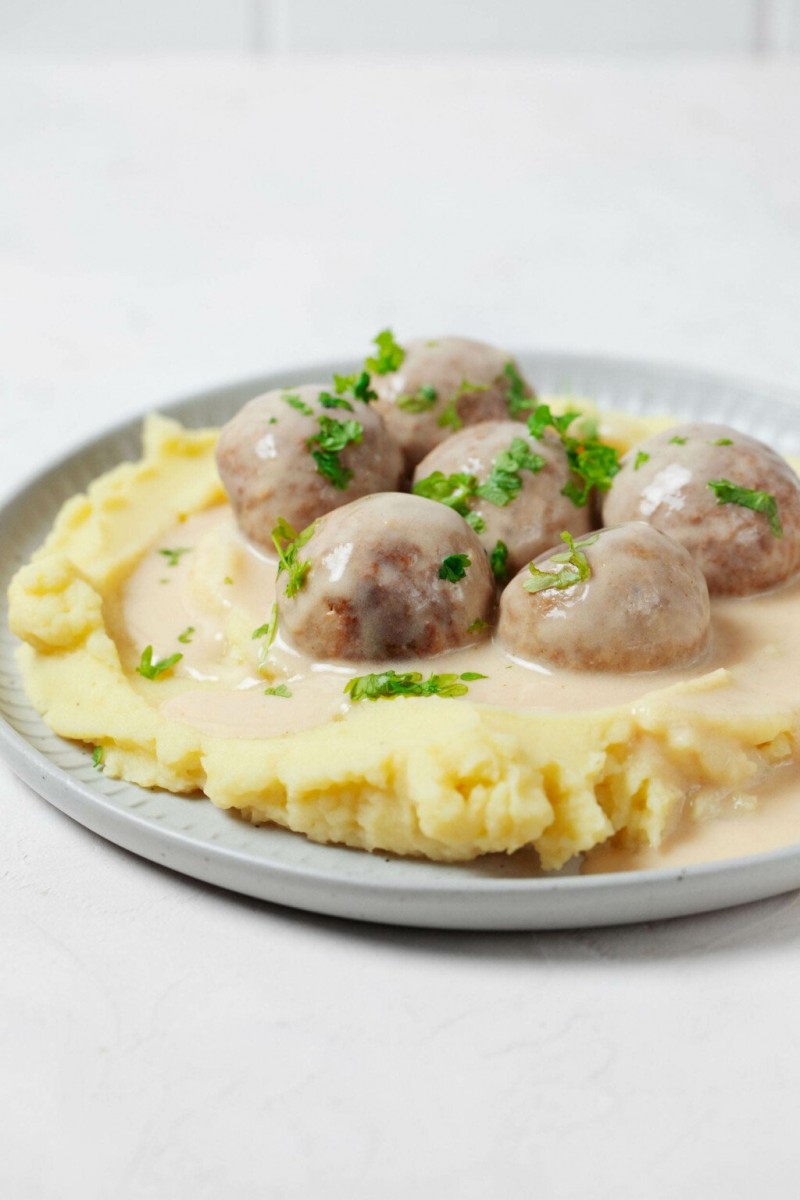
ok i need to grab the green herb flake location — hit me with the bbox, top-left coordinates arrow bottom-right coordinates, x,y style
264,683 -> 292,699
710,437 -> 733,446
137,645 -> 183,680
413,470 -> 479,518
344,670 -> 485,702
398,385 -> 438,413
438,553 -> 471,583
437,395 -> 463,431
282,392 -> 314,417
91,746 -> 105,770
365,328 -> 405,376
158,547 -> 192,568
177,626 -> 195,644
522,531 -> 599,594
633,450 -> 650,471
467,617 -> 489,634
466,511 -> 487,534
252,603 -> 279,665
475,437 -> 545,508
459,672 -> 488,682
272,517 -> 318,598
307,415 -> 364,490
332,371 -> 377,404
319,392 -> 355,412
490,540 -> 510,583
707,479 -> 783,537
669,435 -> 688,446
503,361 -> 534,418
223,576 -> 233,585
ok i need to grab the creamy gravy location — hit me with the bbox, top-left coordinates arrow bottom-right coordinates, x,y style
108,504 -> 800,870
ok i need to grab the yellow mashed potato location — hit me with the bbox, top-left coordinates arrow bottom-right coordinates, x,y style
7,411 -> 799,870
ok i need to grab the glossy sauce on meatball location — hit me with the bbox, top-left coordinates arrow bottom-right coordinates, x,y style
603,422 -> 800,595
413,420 -> 593,578
498,522 -> 711,672
216,384 -> 404,551
371,336 -> 534,471
276,492 -> 495,661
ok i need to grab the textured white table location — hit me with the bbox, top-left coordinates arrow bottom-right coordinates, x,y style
3,58 -> 800,1200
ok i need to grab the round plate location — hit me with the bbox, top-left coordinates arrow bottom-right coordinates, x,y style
3,352 -> 800,930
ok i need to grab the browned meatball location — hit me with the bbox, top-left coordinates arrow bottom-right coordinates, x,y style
371,336 -> 535,471
412,420 -> 593,580
276,493 -> 495,661
602,422 -> 800,595
498,522 -> 711,672
216,384 -> 404,551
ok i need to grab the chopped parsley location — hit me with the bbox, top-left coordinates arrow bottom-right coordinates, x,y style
307,415 -> 363,490
264,683 -> 292,699
523,531 -> 599,594
272,518 -> 317,598
413,470 -> 479,517
707,479 -> 783,537
344,670 -> 486,702
158,547 -> 192,568
319,393 -> 355,412
331,370 -> 377,404
91,746 -> 105,770
177,626 -> 195,644
398,385 -> 438,413
475,437 -> 545,507
669,435 -> 688,446
282,392 -> 314,417
503,361 -> 534,418
710,437 -> 733,446
490,540 -> 510,583
467,617 -> 489,634
633,450 -> 650,471
252,603 -> 279,662
366,328 -> 405,376
437,378 -> 490,430
438,553 -> 471,582
527,404 -> 620,507
137,645 -> 183,679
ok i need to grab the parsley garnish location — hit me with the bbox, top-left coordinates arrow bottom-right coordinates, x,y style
344,670 -> 486,702
137,645 -> 183,679
158,547 -> 192,568
307,415 -> 363,490
264,683 -> 292,699
522,532 -> 599,594
272,518 -> 317,597
669,435 -> 688,446
467,617 -> 489,634
177,626 -> 195,644
366,328 -> 405,375
252,603 -> 279,665
319,394 -> 355,412
438,553 -> 471,582
707,479 -> 783,537
282,392 -> 314,416
398,385 -> 438,413
710,437 -> 733,446
91,746 -> 105,770
475,437 -> 545,507
331,371 -> 377,404
503,361 -> 534,418
490,540 -> 510,583
436,379 -> 490,430
634,451 -> 650,471
527,404 -> 620,507
413,470 -> 479,517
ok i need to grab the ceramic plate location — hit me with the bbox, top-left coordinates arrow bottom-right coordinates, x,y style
2,352 -> 800,930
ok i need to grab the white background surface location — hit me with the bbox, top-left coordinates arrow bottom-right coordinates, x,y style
3,48 -> 800,1200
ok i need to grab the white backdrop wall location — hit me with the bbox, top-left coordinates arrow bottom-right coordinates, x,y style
1,0 -> 799,57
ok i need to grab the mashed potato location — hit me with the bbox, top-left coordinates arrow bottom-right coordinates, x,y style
7,412 -> 799,870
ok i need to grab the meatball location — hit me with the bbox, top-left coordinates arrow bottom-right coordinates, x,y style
216,384 -> 404,551
276,492 -> 495,661
602,422 -> 800,595
412,420 -> 593,580
498,522 -> 711,672
371,336 -> 535,471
